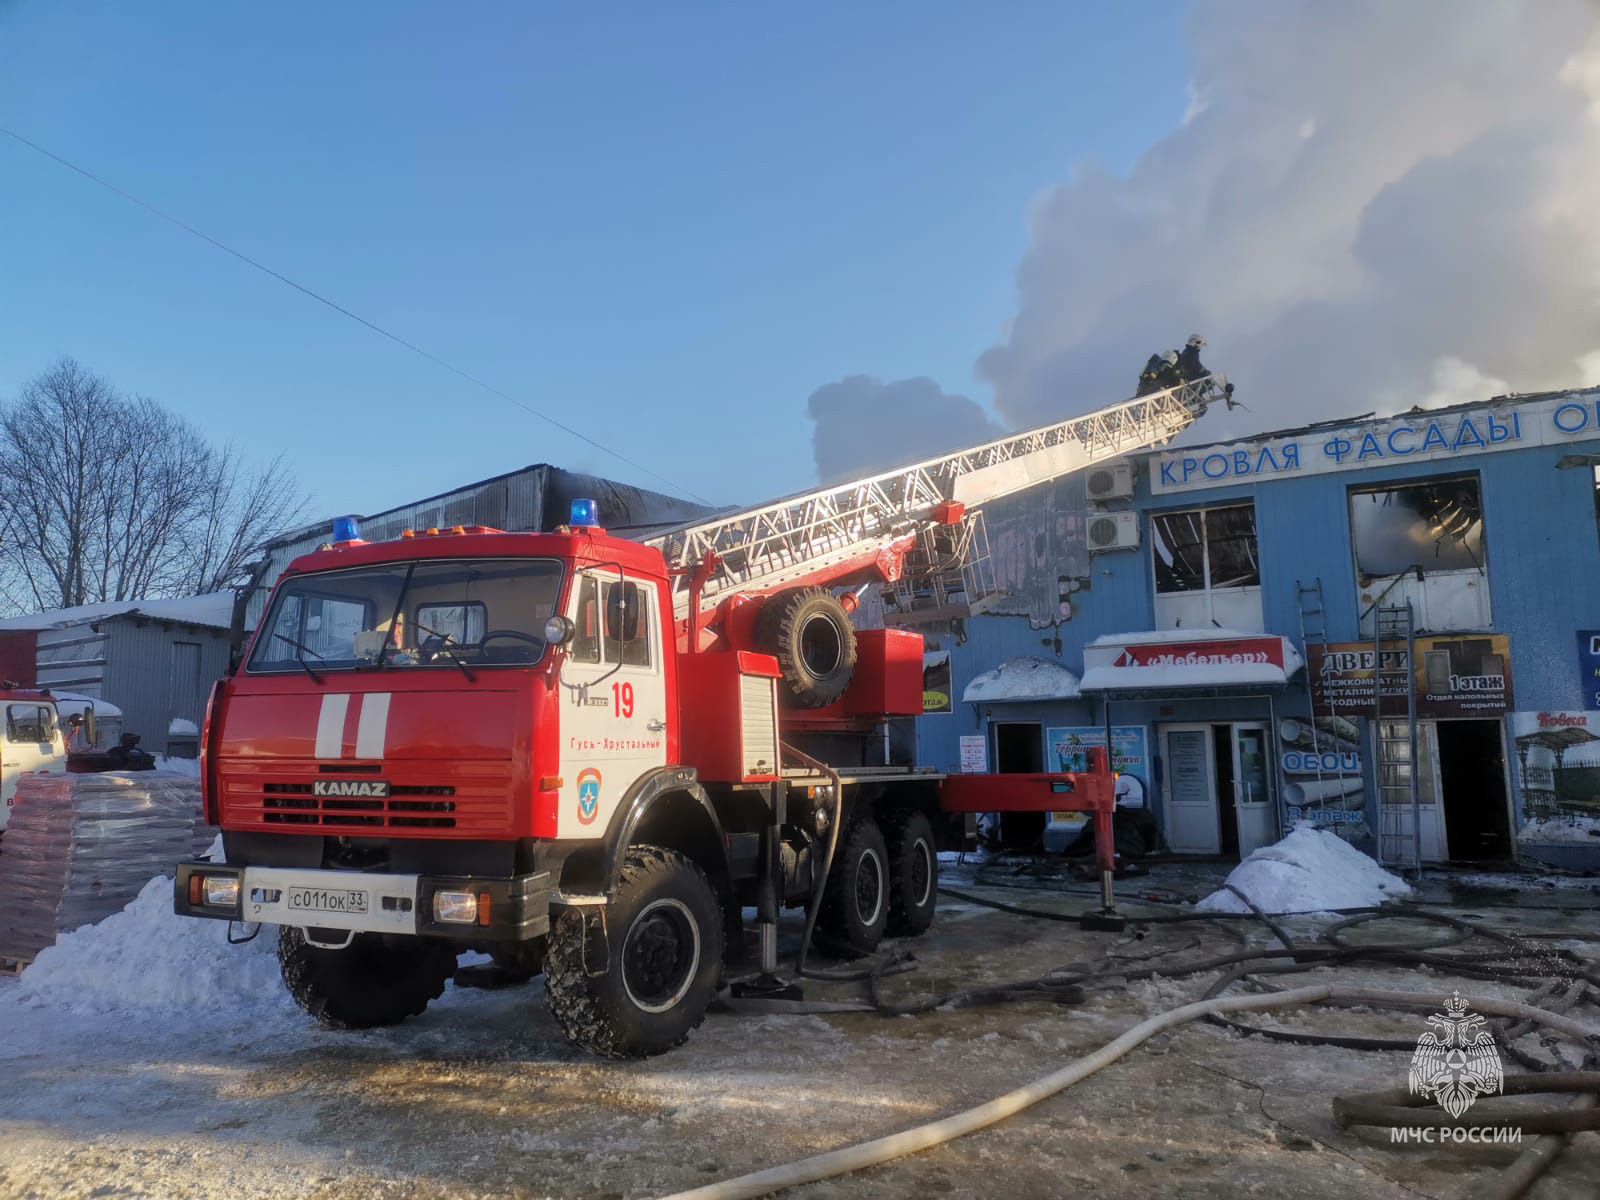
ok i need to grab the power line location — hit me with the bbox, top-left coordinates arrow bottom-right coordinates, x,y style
0,125 -> 713,505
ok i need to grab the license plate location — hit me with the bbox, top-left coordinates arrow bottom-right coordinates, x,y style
287,887 -> 369,914
1048,811 -> 1087,824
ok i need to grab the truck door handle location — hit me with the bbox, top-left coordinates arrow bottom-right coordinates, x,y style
646,719 -> 666,732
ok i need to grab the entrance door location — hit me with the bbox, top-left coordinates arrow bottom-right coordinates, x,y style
1436,718 -> 1513,861
1231,723 -> 1277,857
1162,724 -> 1220,854
990,722 -> 1043,847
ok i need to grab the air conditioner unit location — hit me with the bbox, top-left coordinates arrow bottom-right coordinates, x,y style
1085,460 -> 1136,501
1086,511 -> 1140,552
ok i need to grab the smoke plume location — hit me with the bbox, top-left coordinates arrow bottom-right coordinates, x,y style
810,1 -> 1600,478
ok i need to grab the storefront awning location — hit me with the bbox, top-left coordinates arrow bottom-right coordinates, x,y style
962,657 -> 1081,704
1079,629 -> 1304,692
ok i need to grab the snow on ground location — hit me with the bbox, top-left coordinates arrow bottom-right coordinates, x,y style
2,856 -> 1598,1199
1195,827 -> 1413,914
14,874 -> 288,1017
152,754 -> 202,777
1452,869 -> 1600,891
1518,814 -> 1600,845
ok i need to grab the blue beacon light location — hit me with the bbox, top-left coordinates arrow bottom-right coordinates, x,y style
569,499 -> 599,528
331,515 -> 361,542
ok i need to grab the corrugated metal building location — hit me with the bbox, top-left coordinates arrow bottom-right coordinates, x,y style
0,594 -> 234,754
246,463 -> 714,627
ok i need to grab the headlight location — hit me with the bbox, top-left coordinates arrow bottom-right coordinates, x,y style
433,890 -> 481,924
203,875 -> 240,908
543,615 -> 574,646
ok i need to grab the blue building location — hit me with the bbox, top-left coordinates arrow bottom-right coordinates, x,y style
912,387 -> 1600,871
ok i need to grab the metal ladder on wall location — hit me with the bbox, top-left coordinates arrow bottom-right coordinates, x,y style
1294,580 -> 1332,816
1373,601 -> 1421,873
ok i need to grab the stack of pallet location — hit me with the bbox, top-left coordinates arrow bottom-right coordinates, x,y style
0,771 -> 208,967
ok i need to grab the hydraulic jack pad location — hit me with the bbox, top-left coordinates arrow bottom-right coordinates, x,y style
1079,909 -> 1128,932
729,973 -> 804,1002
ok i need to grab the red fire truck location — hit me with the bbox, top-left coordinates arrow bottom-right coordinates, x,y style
175,377 -> 1224,1056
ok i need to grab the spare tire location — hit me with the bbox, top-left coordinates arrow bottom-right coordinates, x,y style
755,586 -> 857,708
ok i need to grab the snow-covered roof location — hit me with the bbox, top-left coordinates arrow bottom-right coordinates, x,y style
1080,629 -> 1304,692
962,657 -> 1081,704
0,592 -> 234,632
51,691 -> 124,719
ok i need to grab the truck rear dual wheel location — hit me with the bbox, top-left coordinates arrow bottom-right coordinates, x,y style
817,817 -> 890,957
278,928 -> 456,1029
755,587 -> 857,708
884,808 -> 938,937
545,844 -> 724,1058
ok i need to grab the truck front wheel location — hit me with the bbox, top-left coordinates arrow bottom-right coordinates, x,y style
278,928 -> 455,1029
545,845 -> 724,1058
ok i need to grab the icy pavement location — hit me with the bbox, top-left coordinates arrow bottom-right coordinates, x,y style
2,860 -> 1599,1199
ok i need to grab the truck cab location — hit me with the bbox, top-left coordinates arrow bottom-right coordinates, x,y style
0,691 -> 71,837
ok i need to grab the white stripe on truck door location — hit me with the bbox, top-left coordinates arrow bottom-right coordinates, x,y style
314,694 -> 351,759
355,693 -> 391,760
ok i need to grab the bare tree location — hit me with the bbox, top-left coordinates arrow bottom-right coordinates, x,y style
0,358 -> 308,611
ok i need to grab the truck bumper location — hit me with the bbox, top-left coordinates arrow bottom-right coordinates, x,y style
173,862 -> 551,942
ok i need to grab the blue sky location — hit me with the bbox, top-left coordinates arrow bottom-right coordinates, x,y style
0,3 -> 1189,519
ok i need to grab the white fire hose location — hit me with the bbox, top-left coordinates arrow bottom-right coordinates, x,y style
657,987 -> 1600,1200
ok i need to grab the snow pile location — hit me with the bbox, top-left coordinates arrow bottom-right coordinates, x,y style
153,755 -> 202,779
1196,827 -> 1412,915
1518,815 -> 1600,845
14,871 -> 287,1016
168,718 -> 198,735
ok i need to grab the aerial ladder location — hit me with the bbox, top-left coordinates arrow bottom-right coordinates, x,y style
645,373 -> 1230,649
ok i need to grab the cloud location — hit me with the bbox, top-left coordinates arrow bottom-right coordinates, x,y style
980,0 -> 1600,440
806,375 -> 1004,484
806,2 -> 1600,482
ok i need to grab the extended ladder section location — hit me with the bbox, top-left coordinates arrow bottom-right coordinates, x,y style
645,374 -> 1228,622
1373,602 -> 1422,873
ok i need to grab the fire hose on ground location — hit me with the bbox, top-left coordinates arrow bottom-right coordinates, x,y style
694,890 -> 1600,1200
657,986 -> 1600,1200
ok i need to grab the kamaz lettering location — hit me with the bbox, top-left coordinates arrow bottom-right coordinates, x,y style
311,780 -> 392,798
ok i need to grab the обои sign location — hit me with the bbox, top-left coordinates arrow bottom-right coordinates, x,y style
1150,393 -> 1600,494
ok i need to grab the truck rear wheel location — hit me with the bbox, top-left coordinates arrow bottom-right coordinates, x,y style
885,809 -> 938,936
755,586 -> 857,708
278,928 -> 455,1029
817,816 -> 889,957
545,845 -> 723,1058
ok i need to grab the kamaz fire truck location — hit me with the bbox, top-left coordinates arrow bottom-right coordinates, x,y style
175,376 -> 1226,1057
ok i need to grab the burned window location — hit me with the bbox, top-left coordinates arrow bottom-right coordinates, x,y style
1152,504 -> 1259,594
1349,477 -> 1484,580
1205,506 -> 1260,589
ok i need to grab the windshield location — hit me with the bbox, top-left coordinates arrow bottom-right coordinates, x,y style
247,557 -> 565,674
